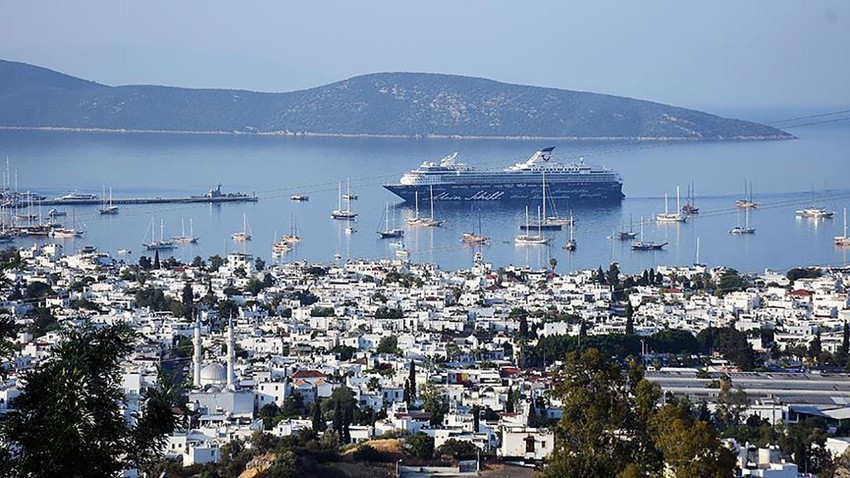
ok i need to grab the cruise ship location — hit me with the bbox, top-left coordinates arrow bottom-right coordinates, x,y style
383,148 -> 624,203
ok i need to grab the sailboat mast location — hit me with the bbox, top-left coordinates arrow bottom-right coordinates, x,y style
542,170 -> 546,221
537,205 -> 542,237
676,186 -> 681,214
414,191 -> 419,219
429,185 -> 435,220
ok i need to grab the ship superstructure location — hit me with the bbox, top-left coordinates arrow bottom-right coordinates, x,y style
384,147 -> 624,203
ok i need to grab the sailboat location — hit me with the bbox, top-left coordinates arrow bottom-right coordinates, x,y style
615,215 -> 638,240
461,209 -> 489,245
656,187 -> 687,223
172,218 -> 199,244
632,216 -> 667,250
406,191 -> 422,225
515,206 -> 549,245
282,215 -> 302,244
682,183 -> 699,215
98,186 -> 118,215
341,178 -> 358,201
693,237 -> 706,267
232,213 -> 252,241
144,218 -> 175,250
564,211 -> 576,251
407,185 -> 444,227
736,181 -> 759,209
50,209 -> 83,238
331,180 -> 358,220
378,203 -> 404,238
272,230 -> 292,255
729,207 -> 755,235
521,171 -> 564,230
835,208 -> 850,246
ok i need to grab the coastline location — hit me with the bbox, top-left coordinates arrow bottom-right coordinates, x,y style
0,125 -> 795,142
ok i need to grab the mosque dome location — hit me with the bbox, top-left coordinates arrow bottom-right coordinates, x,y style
200,363 -> 227,386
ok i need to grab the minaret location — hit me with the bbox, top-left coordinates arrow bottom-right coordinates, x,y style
192,315 -> 202,389
226,314 -> 236,389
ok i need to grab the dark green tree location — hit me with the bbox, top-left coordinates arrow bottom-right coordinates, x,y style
0,325 -> 180,476
808,331 -> 822,363
376,335 -> 400,355
181,283 -> 194,319
404,433 -> 434,459
408,361 -> 417,402
403,380 -> 411,406
527,399 -> 541,428
518,314 -> 529,341
153,250 -> 161,269
311,401 -> 325,433
437,438 -> 478,460
781,417 -> 832,474
543,348 -> 633,477
421,383 -> 447,427
649,403 -> 736,477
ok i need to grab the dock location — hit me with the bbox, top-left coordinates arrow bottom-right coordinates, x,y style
3,184 -> 258,207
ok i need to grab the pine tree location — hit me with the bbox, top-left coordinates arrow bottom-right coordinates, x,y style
527,400 -> 539,428
403,379 -> 411,406
311,401 -> 325,433
0,325 -> 180,476
408,361 -> 417,401
153,250 -> 161,269
505,386 -> 515,413
333,400 -> 343,439
181,283 -> 193,320
342,402 -> 352,444
518,314 -> 529,340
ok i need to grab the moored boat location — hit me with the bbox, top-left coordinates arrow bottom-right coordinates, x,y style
796,207 -> 834,219
835,208 -> 850,247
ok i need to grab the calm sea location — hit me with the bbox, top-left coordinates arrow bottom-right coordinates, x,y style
2,107 -> 849,274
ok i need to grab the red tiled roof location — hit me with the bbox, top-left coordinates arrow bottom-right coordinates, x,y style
291,370 -> 325,379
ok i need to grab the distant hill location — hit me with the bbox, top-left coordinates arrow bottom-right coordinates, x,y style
0,59 -> 792,140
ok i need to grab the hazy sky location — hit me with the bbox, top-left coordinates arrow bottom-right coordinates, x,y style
2,1 -> 848,110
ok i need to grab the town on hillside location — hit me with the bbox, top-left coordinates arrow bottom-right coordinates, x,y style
2,243 -> 850,477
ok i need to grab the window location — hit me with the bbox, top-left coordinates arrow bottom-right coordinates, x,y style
524,435 -> 535,453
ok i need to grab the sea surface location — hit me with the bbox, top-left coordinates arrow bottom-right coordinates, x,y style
2,107 -> 849,274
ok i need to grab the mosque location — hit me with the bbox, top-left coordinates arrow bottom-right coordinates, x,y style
188,316 -> 254,422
